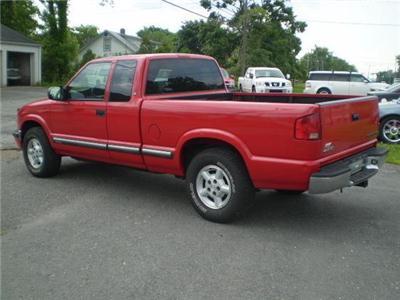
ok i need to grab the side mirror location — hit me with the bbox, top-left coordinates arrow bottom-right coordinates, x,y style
249,74 -> 254,79
48,86 -> 65,100
363,79 -> 369,83
286,74 -> 291,80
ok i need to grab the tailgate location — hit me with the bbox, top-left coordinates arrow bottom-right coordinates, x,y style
319,96 -> 379,158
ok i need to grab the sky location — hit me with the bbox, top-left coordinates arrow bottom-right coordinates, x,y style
64,0 -> 400,77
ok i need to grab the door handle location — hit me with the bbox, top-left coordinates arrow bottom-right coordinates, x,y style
96,109 -> 106,117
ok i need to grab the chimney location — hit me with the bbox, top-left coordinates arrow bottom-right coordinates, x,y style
120,28 -> 125,35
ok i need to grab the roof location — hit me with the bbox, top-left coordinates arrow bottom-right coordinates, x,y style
80,30 -> 142,53
250,67 -> 280,70
309,71 -> 360,75
0,24 -> 41,46
91,53 -> 215,62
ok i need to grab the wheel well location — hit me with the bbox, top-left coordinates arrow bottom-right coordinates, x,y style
380,114 -> 400,123
21,121 -> 42,140
317,87 -> 331,93
182,138 -> 245,172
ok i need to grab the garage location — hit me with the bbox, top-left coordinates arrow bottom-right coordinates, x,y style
0,24 -> 41,86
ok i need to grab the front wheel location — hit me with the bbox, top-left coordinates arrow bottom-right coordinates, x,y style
22,127 -> 61,177
379,116 -> 400,144
317,88 -> 331,95
186,148 -> 255,223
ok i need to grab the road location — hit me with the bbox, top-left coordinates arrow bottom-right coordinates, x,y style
1,87 -> 400,299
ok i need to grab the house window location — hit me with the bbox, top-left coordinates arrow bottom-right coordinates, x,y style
103,36 -> 111,52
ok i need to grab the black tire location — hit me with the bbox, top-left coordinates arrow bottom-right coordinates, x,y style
275,190 -> 305,195
22,127 -> 61,177
186,148 -> 255,223
252,86 -> 256,93
317,88 -> 331,95
379,116 -> 400,144
239,84 -> 243,92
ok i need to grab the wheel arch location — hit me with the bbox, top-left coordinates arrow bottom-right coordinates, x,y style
20,115 -> 51,141
176,129 -> 253,175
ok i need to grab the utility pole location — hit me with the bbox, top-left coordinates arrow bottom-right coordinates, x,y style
239,0 -> 249,75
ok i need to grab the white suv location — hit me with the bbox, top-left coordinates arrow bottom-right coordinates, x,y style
238,67 -> 292,93
304,71 -> 388,95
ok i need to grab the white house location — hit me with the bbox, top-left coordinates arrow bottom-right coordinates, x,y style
79,28 -> 142,60
0,24 -> 42,86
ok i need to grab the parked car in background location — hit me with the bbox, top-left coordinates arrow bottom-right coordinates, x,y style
369,83 -> 400,102
220,67 -> 235,91
238,67 -> 292,93
304,71 -> 387,96
7,68 -> 21,80
379,97 -> 400,144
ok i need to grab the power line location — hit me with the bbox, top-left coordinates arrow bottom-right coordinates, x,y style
160,0 -> 208,19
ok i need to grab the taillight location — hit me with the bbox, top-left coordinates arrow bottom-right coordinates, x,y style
295,113 -> 321,140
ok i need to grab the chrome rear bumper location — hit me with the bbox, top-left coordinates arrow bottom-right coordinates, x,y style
309,147 -> 388,194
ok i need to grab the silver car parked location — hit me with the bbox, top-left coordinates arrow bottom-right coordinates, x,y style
379,98 -> 400,144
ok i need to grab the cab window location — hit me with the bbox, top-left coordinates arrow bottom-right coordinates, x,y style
109,60 -> 136,102
67,62 -> 111,100
146,58 -> 225,95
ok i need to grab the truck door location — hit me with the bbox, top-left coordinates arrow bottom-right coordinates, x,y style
106,60 -> 145,169
244,69 -> 252,92
330,73 -> 349,95
50,62 -> 111,160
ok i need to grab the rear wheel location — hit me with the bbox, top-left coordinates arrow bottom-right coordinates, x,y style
317,88 -> 331,95
379,116 -> 400,144
186,148 -> 255,223
239,84 -> 243,92
252,86 -> 256,93
22,127 -> 61,177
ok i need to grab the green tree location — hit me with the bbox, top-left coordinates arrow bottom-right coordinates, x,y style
73,25 -> 99,49
200,0 -> 306,76
396,55 -> 400,77
137,26 -> 177,53
177,20 -> 238,68
39,0 -> 79,83
299,46 -> 357,79
79,49 -> 96,68
0,0 -> 39,37
376,70 -> 394,84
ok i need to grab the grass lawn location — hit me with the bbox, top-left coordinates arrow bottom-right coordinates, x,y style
293,82 -> 304,93
379,143 -> 400,165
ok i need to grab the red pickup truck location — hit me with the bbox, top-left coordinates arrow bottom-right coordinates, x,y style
14,53 -> 387,222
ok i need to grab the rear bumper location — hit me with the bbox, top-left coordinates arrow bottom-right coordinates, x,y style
308,147 -> 388,194
13,129 -> 22,148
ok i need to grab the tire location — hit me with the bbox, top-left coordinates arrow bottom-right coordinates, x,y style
275,190 -> 305,195
252,86 -> 256,93
22,127 -> 61,177
239,84 -> 243,92
186,148 -> 255,223
317,88 -> 331,95
379,116 -> 400,144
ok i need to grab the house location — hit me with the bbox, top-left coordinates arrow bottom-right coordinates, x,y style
79,28 -> 142,60
0,24 -> 42,86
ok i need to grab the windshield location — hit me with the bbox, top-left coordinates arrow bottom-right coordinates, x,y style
220,68 -> 229,78
387,83 -> 400,93
255,69 -> 284,78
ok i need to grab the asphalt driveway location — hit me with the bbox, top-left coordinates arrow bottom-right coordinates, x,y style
1,87 -> 399,299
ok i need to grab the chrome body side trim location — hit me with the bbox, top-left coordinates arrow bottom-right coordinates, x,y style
53,137 -> 107,150
108,144 -> 140,154
142,148 -> 173,158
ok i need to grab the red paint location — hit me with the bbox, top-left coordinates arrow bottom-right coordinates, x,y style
16,53 -> 380,192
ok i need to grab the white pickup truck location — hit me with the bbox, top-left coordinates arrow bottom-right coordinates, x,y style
238,67 -> 292,93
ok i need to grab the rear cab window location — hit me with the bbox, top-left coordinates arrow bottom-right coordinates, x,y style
145,58 -> 225,95
309,73 -> 331,81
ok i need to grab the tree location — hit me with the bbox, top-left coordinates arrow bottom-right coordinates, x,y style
0,0 -> 39,37
39,0 -> 79,83
200,0 -> 306,76
137,26 -> 177,53
177,20 -> 238,68
299,46 -> 357,79
376,70 -> 395,84
73,25 -> 99,49
396,55 -> 400,77
79,49 -> 96,68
